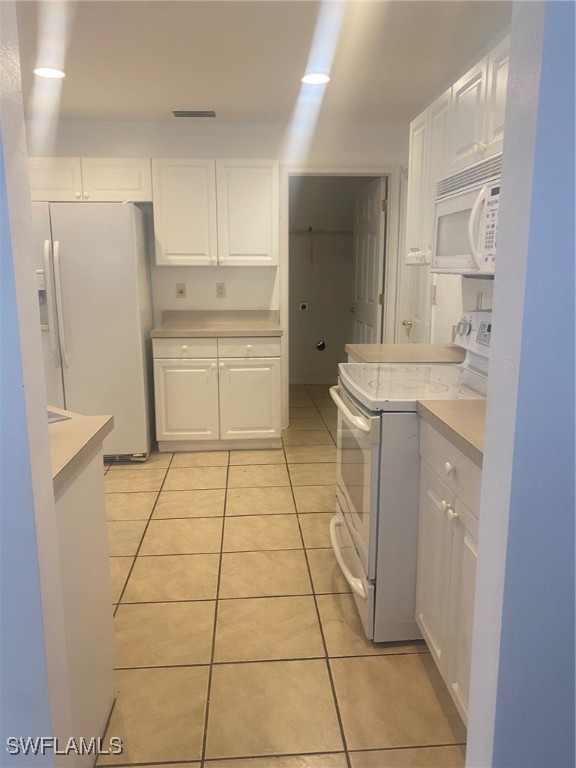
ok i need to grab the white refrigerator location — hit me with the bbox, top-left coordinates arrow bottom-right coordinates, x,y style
34,202 -> 153,458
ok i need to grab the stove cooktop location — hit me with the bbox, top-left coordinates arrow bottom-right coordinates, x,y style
338,362 -> 487,412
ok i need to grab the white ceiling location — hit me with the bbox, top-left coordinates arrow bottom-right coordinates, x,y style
16,1 -> 512,125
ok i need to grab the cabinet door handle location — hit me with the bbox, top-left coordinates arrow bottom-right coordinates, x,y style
219,362 -> 225,370
447,508 -> 460,521
210,362 -> 217,369
444,461 -> 455,475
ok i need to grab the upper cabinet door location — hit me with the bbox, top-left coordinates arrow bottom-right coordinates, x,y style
152,159 -> 218,266
448,60 -> 488,173
29,157 -> 84,201
216,160 -> 279,266
81,158 -> 152,202
485,36 -> 510,159
404,111 -> 428,263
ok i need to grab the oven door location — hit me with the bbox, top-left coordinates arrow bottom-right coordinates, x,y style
329,384 -> 380,580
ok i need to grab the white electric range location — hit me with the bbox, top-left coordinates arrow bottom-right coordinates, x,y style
329,311 -> 491,642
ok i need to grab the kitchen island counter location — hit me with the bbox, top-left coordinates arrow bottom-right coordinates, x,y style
417,398 -> 486,468
346,343 -> 465,364
48,407 -> 113,494
151,310 -> 283,338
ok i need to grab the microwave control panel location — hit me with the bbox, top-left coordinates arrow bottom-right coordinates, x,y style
481,185 -> 500,269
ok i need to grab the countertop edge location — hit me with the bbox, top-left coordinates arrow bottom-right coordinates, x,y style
417,401 -> 484,468
151,326 -> 283,338
50,410 -> 114,495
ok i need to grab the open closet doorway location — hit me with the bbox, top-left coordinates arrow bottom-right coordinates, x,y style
288,175 -> 388,388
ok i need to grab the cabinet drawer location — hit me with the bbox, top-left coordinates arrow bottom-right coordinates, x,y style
217,337 -> 281,358
420,420 -> 481,513
152,338 -> 217,359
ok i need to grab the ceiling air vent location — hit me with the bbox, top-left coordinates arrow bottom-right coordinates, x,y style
172,110 -> 216,118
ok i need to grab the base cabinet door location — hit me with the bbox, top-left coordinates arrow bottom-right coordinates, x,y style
445,498 -> 479,722
154,358 -> 219,440
415,461 -> 453,668
218,357 -> 281,440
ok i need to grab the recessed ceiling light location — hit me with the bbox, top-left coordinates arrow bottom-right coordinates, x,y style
301,73 -> 330,85
34,67 -> 65,79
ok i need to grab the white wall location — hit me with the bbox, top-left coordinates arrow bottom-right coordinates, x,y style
1,2 -> 72,762
28,119 -> 409,167
467,2 -> 575,765
288,177 -> 370,384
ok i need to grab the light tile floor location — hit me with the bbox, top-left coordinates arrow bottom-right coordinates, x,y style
100,385 -> 466,768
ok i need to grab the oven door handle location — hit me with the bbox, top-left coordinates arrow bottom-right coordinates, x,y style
329,515 -> 367,600
329,386 -> 370,433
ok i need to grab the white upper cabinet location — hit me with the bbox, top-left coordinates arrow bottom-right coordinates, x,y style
447,35 -> 510,173
152,158 -> 279,267
216,160 -> 279,266
29,157 -> 152,202
485,36 -> 510,157
404,110 -> 428,265
152,159 -> 218,266
80,158 -> 152,201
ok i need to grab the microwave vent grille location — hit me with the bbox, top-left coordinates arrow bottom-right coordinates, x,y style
436,153 -> 502,199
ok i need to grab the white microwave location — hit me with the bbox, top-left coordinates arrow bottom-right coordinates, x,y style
432,154 -> 502,276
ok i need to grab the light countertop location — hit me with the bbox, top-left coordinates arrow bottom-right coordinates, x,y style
151,310 -> 283,338
345,343 -> 465,364
417,399 -> 486,467
48,407 -> 114,494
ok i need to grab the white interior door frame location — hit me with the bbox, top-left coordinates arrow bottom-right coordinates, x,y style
279,164 -> 402,427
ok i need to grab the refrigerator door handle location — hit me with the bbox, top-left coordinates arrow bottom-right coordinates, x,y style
53,241 -> 70,368
43,239 -> 59,358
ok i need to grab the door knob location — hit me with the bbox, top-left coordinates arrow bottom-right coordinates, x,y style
402,320 -> 413,328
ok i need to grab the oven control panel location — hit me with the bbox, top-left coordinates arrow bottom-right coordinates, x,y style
455,310 -> 492,357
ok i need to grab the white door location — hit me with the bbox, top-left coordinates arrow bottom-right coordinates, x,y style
416,460 -> 453,668
152,159 -> 218,265
154,359 -> 220,441
445,497 -> 479,723
216,160 -> 279,266
218,358 -> 281,440
351,178 -> 387,343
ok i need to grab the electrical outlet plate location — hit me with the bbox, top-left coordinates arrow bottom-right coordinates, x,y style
216,282 -> 226,299
176,282 -> 186,298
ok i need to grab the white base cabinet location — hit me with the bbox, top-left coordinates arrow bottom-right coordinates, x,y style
54,442 -> 115,765
416,420 -> 481,724
153,336 -> 282,449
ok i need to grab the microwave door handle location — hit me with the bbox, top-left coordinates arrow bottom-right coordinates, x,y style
329,386 -> 370,433
42,239 -> 59,357
467,185 -> 487,269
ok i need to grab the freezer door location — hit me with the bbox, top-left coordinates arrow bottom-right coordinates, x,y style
31,202 -> 64,408
49,203 -> 152,456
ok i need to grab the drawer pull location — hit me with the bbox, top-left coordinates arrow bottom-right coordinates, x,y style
181,345 -> 188,351
444,461 -> 455,476
447,508 -> 460,521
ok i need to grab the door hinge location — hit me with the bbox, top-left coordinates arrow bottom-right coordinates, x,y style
381,199 -> 388,212
378,293 -> 385,306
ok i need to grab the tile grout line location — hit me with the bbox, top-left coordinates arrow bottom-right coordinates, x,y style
287,385 -> 353,768
199,453 -> 230,768
112,452 -> 175,618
